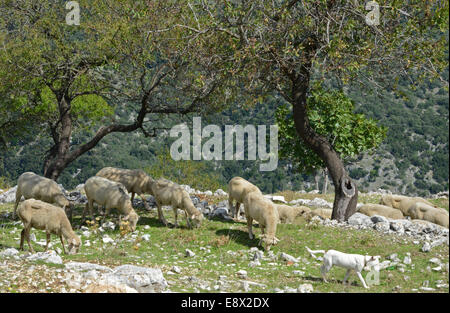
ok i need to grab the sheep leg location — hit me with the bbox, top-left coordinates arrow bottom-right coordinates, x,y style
45,232 -> 50,252
13,189 -> 21,219
185,211 -> 193,229
102,206 -> 111,224
25,227 -> 34,253
356,271 -> 369,289
247,216 -> 254,239
81,203 -> 87,225
60,235 -> 66,254
234,202 -> 241,220
155,201 -> 168,226
228,198 -> 234,217
131,192 -> 135,203
20,229 -> 25,251
173,208 -> 178,227
343,269 -> 351,285
140,193 -> 151,211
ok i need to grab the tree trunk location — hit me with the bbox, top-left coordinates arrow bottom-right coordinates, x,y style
43,95 -> 73,180
322,168 -> 329,194
314,173 -> 319,191
291,72 -> 358,221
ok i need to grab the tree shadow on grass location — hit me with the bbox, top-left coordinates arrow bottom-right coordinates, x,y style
215,228 -> 261,248
0,243 -> 17,250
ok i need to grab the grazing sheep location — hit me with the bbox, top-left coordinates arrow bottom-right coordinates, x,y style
407,202 -> 449,228
243,191 -> 280,251
276,204 -> 311,224
96,167 -> 155,209
228,177 -> 262,219
83,177 -> 139,231
150,178 -> 204,228
14,172 -> 72,221
305,208 -> 333,220
358,203 -> 404,220
17,199 -> 81,254
380,195 -> 436,216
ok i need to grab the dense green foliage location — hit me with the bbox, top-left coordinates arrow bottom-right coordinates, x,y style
276,85 -> 387,173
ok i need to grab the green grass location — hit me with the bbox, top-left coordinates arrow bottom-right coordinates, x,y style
0,196 -> 448,293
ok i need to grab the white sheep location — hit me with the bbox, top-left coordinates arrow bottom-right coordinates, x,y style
14,172 -> 72,221
407,202 -> 449,228
243,191 -> 280,251
96,167 -> 154,209
83,176 -> 139,231
228,177 -> 262,220
305,208 -> 333,220
380,195 -> 437,216
276,204 -> 310,224
358,203 -> 404,220
17,199 -> 81,254
150,178 -> 204,228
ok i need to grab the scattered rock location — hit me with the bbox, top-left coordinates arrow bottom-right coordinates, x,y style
27,250 -> 63,265
348,213 -> 373,227
102,235 -> 114,244
374,222 -> 390,232
0,248 -> 19,258
298,283 -> 313,293
236,270 -> 247,279
0,186 -> 17,203
214,189 -> 227,196
421,242 -> 431,252
279,252 -> 299,263
371,215 -> 389,224
185,249 -> 195,257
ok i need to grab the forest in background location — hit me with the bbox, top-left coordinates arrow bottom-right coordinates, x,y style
1,66 -> 448,197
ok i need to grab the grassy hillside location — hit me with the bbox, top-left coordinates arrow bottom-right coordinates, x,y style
0,193 -> 448,293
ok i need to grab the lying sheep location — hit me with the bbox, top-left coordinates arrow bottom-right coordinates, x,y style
407,202 -> 449,228
305,208 -> 333,220
83,177 -> 139,231
150,178 -> 204,228
243,191 -> 280,251
96,167 -> 155,210
380,195 -> 437,216
276,204 -> 311,224
14,172 -> 72,221
358,203 -> 404,220
17,199 -> 81,254
228,177 -> 262,219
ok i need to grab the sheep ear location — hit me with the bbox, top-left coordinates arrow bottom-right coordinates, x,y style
191,214 -> 196,220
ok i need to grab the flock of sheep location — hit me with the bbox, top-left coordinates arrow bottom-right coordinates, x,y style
7,167 -> 450,260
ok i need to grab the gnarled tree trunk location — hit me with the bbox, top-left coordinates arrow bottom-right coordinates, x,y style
290,61 -> 358,221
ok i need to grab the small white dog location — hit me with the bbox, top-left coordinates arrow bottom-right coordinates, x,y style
306,246 -> 381,289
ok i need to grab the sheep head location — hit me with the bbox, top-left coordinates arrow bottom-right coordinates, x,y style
123,210 -> 139,231
68,236 -> 81,254
259,235 -> 280,251
190,212 -> 204,228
